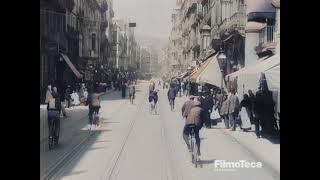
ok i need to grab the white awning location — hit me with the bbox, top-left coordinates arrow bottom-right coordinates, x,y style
227,54 -> 280,111
60,53 -> 83,79
197,54 -> 225,88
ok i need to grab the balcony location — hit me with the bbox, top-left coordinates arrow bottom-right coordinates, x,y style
100,20 -> 108,31
255,25 -> 277,54
218,4 -> 246,35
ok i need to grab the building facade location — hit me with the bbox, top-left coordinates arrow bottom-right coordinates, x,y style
40,0 -> 140,103
167,0 -> 246,77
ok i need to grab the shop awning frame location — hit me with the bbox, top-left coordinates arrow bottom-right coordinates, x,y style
60,53 -> 83,79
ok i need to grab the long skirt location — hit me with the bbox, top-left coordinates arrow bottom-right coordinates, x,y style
240,107 -> 251,129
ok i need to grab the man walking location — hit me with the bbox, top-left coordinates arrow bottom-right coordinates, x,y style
228,89 -> 240,131
167,85 -> 177,110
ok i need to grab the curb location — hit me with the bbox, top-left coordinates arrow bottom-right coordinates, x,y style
218,127 -> 280,180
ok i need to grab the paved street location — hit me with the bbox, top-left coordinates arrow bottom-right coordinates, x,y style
42,81 -> 279,180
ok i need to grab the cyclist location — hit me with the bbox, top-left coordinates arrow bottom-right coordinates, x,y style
88,86 -> 105,127
167,84 -> 177,110
47,86 -> 62,146
182,99 -> 205,156
128,82 -> 136,103
148,89 -> 158,112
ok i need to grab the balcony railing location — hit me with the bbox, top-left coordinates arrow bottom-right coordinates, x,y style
259,25 -> 276,45
218,4 -> 246,34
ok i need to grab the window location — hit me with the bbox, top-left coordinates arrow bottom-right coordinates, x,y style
92,33 -> 96,51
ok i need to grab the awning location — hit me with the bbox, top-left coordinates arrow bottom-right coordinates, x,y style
177,72 -> 188,79
60,53 -> 83,79
245,22 -> 266,32
197,54 -> 225,88
226,54 -> 280,105
189,59 -> 212,83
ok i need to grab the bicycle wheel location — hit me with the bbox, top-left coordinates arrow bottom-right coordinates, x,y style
190,136 -> 194,163
48,121 -> 55,150
194,143 -> 198,168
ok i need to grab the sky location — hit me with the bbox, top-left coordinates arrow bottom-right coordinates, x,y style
113,0 -> 176,48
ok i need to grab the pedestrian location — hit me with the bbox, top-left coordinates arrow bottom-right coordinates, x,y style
47,86 -> 62,145
240,94 -> 252,132
180,81 -> 184,96
167,84 -> 177,109
186,81 -> 190,97
71,90 -> 80,106
228,89 -> 240,131
248,90 -> 260,137
64,85 -> 72,108
45,84 -> 52,104
220,95 -> 229,129
128,82 -> 136,103
255,85 -> 278,138
121,81 -> 126,98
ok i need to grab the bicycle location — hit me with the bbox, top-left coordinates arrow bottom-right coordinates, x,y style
48,115 -> 59,150
89,108 -> 100,134
189,125 -> 199,168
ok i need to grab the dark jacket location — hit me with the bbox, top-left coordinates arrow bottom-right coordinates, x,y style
167,88 -> 177,99
181,100 -> 195,118
65,87 -> 72,100
200,96 -> 214,112
186,106 -> 206,127
47,92 -> 61,112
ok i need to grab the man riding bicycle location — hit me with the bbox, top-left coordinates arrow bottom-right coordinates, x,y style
182,99 -> 205,156
87,87 -> 105,127
149,89 -> 158,112
47,86 -> 61,146
128,82 -> 136,103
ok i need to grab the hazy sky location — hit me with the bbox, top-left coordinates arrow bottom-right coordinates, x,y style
113,0 -> 176,41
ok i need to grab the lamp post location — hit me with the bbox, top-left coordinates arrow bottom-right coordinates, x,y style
217,52 -> 227,91
187,66 -> 192,96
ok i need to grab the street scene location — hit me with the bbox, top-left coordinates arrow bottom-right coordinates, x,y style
40,0 -> 280,180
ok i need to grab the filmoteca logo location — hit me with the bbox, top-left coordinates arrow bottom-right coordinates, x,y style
214,160 -> 263,171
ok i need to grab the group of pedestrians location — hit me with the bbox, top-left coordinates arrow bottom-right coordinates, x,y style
64,84 -> 89,107
218,87 -> 279,138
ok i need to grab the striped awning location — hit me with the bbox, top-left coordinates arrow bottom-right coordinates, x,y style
60,53 -> 83,79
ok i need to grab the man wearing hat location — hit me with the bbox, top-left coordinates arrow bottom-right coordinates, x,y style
181,95 -> 196,119
182,99 -> 205,156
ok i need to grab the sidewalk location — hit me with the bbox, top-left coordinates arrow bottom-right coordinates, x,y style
216,122 -> 280,175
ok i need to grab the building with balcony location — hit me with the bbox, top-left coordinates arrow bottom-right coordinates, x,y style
40,0 -> 81,103
244,0 -> 276,67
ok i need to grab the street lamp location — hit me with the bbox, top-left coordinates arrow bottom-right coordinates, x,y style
217,51 -> 227,91
187,66 -> 192,96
